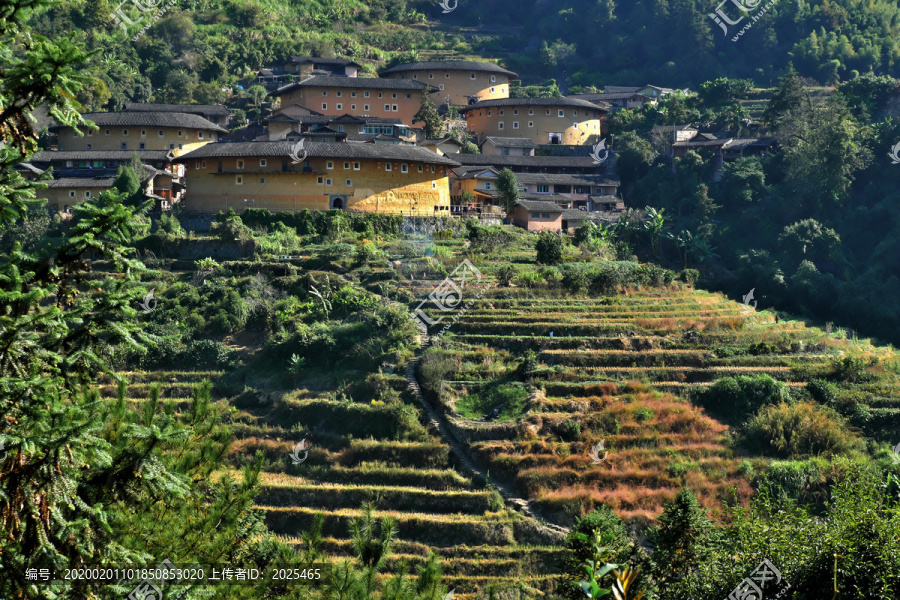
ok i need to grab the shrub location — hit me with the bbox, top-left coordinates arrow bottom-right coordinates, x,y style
540,266 -> 563,288
419,348 -> 457,393
832,356 -> 877,383
495,265 -> 517,287
180,339 -> 240,369
322,243 -> 356,261
535,231 -> 564,264
518,270 -> 545,288
679,269 -> 700,285
434,229 -> 454,240
558,420 -> 582,442
742,402 -> 864,458
561,267 -> 588,294
696,374 -> 792,422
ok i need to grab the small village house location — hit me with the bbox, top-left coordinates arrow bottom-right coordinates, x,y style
379,60 -> 517,106
173,141 -> 458,215
511,200 -> 564,231
123,102 -> 231,126
479,136 -> 536,156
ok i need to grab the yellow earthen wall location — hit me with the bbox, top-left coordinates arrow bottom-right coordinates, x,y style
59,126 -> 219,157
383,70 -> 510,105
465,106 -> 602,145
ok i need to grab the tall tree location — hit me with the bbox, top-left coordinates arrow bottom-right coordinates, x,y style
413,92 -> 443,139
497,168 -> 519,214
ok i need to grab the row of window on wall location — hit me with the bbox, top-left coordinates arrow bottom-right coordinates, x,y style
322,103 -> 404,112
321,91 -> 414,99
490,121 -> 600,131
411,73 -> 501,82
234,175 -> 439,190
85,129 -> 208,139
480,109 -> 598,118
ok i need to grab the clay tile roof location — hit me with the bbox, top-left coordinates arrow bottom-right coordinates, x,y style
380,60 -> 517,78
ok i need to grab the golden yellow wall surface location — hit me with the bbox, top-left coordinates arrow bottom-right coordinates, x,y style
36,187 -> 108,211
60,126 -> 218,156
181,156 -> 450,216
384,70 -> 509,105
465,107 -> 602,145
279,86 -> 425,126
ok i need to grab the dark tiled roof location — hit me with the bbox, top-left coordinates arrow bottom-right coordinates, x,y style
519,193 -> 571,203
514,173 -> 618,186
673,138 -> 731,148
724,137 -> 778,151
30,150 -> 172,162
44,177 -> 116,188
649,124 -> 698,134
275,77 -> 436,95
453,153 -> 602,168
569,92 -> 652,102
124,102 -> 230,116
423,137 -> 463,146
381,60 -> 517,78
54,112 -> 228,133
173,141 -> 460,166
344,134 -> 405,143
602,86 -> 642,93
516,199 -> 564,212
288,56 -> 361,67
460,97 -> 606,112
451,166 -> 499,178
589,195 -> 622,203
481,136 -> 537,148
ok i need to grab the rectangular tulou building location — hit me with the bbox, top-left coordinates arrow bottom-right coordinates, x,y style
173,141 -> 459,215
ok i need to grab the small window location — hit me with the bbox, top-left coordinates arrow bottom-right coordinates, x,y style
351,91 -> 357,97
418,164 -> 423,172
471,73 -> 476,79
514,109 -> 518,115
105,129 -> 110,135
392,104 -> 398,111
140,129 -> 146,137
327,161 -> 334,169
364,104 -> 370,111
260,177 -> 266,183
122,129 -> 128,136
87,144 -> 92,149
322,103 -> 328,110
322,91 -> 328,96
202,160 -> 206,168
513,122 -> 519,129
491,75 -> 496,82
573,110 -> 578,116
385,104 -> 391,111
558,110 -> 564,117
84,191 -> 91,198
385,163 -> 392,171
378,92 -> 383,98
336,91 -> 342,97
198,132 -> 203,139
237,160 -> 244,169
413,74 -> 418,79
445,73 -> 450,78
345,178 -> 352,186
430,165 -> 435,172
546,109 -> 551,115
336,104 -> 342,110
428,73 -> 434,79
177,130 -> 183,137
432,181 -> 437,189
500,110 -> 504,115
139,143 -> 145,149
487,110 -> 492,116
260,159 -> 267,167
392,93 -> 397,99
236,175 -> 243,185
406,93 -> 412,99
537,184 -> 549,193
158,130 -> 164,137
485,182 -> 492,190
68,191 -> 75,198
364,91 -> 370,97
499,122 -> 504,130
325,178 -> 332,186
195,161 -> 200,170
490,87 -> 495,93
528,121 -> 534,127
529,108 -> 534,115
439,85 -> 444,90
351,104 -> 356,110
401,164 -> 408,173
344,162 -> 350,169
86,130 -> 93,137
353,162 -> 360,170
121,143 -> 127,150
317,176 -> 324,184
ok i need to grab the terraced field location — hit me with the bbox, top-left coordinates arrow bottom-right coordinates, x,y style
415,281 -> 900,525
